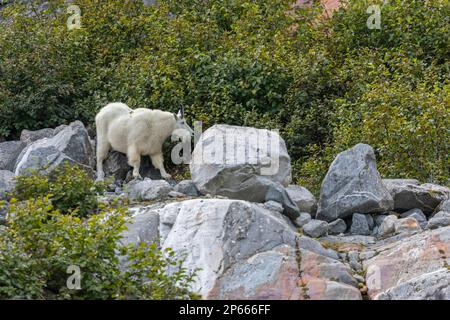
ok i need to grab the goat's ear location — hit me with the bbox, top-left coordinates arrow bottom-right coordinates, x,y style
173,112 -> 179,120
177,108 -> 183,119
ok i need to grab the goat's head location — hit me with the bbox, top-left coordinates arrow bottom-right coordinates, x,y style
174,105 -> 194,136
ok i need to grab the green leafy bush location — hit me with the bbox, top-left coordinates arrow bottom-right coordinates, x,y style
13,164 -> 107,217
0,0 -> 448,190
0,196 -> 197,299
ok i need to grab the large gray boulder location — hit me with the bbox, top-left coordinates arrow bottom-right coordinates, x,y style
316,144 -> 394,222
0,170 -> 15,199
160,199 -> 297,298
383,179 -> 450,214
137,199 -> 361,300
14,121 -> 94,176
189,124 -> 299,219
0,141 -> 26,171
190,124 -> 292,196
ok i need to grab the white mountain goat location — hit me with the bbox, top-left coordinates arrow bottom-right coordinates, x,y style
95,102 -> 193,181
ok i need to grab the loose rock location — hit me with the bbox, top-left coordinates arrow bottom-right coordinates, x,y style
350,213 -> 370,236
125,178 -> 172,201
427,211 -> 450,230
294,212 -> 312,227
377,215 -> 398,238
303,220 -> 328,238
400,208 -> 427,229
328,219 -> 347,235
285,185 -> 317,214
174,180 -> 199,196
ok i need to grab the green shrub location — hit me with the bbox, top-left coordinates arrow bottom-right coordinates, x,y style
0,196 -> 197,299
12,164 -> 107,217
0,0 -> 448,190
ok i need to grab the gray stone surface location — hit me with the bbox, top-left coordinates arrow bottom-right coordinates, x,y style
160,199 -> 297,298
373,214 -> 388,226
350,213 -> 370,236
20,128 -> 54,145
374,269 -> 450,300
303,220 -> 328,238
103,151 -> 163,182
383,179 -> 450,214
434,199 -> 450,214
103,150 -> 131,182
400,208 -> 427,229
264,200 -> 284,213
125,178 -> 172,201
174,180 -> 199,196
286,185 -> 317,214
294,212 -> 312,227
366,214 -> 374,230
394,217 -> 422,236
0,141 -> 26,171
190,124 -> 292,198
365,226 -> 450,299
316,144 -> 394,222
0,170 -> 15,199
264,181 -> 300,219
120,208 -> 160,247
377,215 -> 398,238
297,236 -> 339,260
14,121 -> 94,175
328,219 -> 347,235
348,250 -> 362,271
427,211 -> 450,230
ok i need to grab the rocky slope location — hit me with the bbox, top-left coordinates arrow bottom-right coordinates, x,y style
0,121 -> 449,300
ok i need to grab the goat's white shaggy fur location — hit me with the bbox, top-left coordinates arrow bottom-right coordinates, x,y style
96,102 -> 183,180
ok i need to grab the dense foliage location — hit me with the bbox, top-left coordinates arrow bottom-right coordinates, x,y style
0,166 -> 197,299
12,164 -> 108,217
0,0 -> 448,192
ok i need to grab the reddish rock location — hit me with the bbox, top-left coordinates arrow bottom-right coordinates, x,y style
364,226 -> 450,299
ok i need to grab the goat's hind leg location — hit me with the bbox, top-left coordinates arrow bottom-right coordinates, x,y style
127,145 -> 142,180
150,153 -> 171,180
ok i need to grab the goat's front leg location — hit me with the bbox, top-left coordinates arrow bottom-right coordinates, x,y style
150,153 -> 171,179
127,145 -> 142,180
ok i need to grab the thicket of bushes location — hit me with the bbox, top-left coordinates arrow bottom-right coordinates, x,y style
0,0 -> 448,192
0,165 -> 197,299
